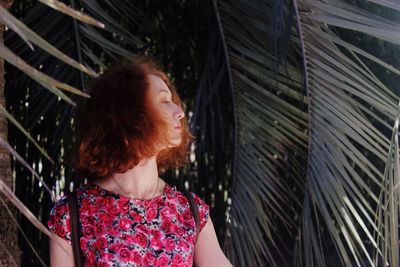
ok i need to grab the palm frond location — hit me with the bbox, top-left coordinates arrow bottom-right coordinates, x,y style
38,0 -> 105,28
208,0 -> 400,266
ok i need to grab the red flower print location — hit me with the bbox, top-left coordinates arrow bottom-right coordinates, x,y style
116,198 -> 130,214
163,237 -> 175,252
143,252 -> 156,266
96,223 -> 107,234
150,238 -> 163,251
133,232 -> 148,247
81,215 -> 95,225
95,196 -> 108,207
135,224 -> 148,234
122,234 -> 136,245
47,183 -> 210,267
181,210 -> 193,227
172,224 -> 184,237
87,188 -> 98,195
156,252 -> 170,267
167,202 -> 178,213
129,210 -> 144,223
95,236 -> 108,249
132,251 -> 143,265
80,238 -> 88,252
65,217 -> 71,232
177,195 -> 188,206
161,220 -> 172,233
55,224 -> 65,237
150,229 -> 163,240
81,197 -> 91,207
107,204 -> 119,216
146,208 -> 157,221
177,240 -> 189,252
172,253 -> 184,265
83,225 -> 95,237
100,251 -> 114,261
119,248 -> 132,263
99,213 -> 113,225
109,242 -> 124,252
98,260 -> 111,267
118,217 -> 133,231
86,250 -> 96,265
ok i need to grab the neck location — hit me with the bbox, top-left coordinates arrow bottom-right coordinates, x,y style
96,156 -> 164,199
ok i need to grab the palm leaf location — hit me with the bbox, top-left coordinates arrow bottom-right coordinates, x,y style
204,0 -> 400,266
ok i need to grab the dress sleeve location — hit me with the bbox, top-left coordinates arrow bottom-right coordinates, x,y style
190,193 -> 210,231
47,195 -> 72,244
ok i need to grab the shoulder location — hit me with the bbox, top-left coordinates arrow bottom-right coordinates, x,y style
47,183 -> 96,242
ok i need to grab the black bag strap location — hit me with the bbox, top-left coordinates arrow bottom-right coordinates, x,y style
182,190 -> 201,243
66,191 -> 83,267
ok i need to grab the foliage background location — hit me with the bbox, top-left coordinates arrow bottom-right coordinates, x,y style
2,0 -> 400,266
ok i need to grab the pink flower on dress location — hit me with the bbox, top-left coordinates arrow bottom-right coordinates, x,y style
150,238 -> 163,251
109,242 -> 124,253
118,248 -> 132,263
95,236 -> 108,249
86,250 -> 96,265
129,210 -> 144,223
156,252 -> 170,267
146,208 -> 158,221
143,252 -> 156,266
163,237 -> 175,252
107,204 -> 119,216
100,251 -> 114,261
95,196 -> 108,207
181,210 -> 193,227
116,198 -> 130,214
54,224 -> 66,237
172,253 -> 184,265
161,220 -> 172,233
83,225 -> 95,238
98,213 -> 113,225
81,197 -> 91,207
96,223 -> 107,234
132,251 -> 143,265
136,224 -> 149,234
118,217 -> 133,230
177,240 -> 189,252
177,195 -> 188,206
133,232 -> 148,247
172,224 -> 184,237
80,238 -> 88,252
150,229 -> 163,240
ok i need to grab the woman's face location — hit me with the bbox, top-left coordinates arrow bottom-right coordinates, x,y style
147,75 -> 185,149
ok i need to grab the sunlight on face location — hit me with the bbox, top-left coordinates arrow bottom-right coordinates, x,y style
147,75 -> 185,149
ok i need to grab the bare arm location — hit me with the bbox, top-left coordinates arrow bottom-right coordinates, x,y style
49,234 -> 74,267
194,218 -> 233,267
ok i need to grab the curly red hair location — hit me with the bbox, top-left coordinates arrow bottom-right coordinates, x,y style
72,57 -> 193,180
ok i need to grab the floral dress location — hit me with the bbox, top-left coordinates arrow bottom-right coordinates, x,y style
47,183 -> 209,267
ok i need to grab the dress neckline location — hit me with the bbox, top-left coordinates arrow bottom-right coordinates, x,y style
88,181 -> 172,203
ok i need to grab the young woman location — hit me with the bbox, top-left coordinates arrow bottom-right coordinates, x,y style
48,57 -> 233,267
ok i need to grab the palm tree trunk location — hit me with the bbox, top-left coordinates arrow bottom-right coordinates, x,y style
0,1 -> 21,266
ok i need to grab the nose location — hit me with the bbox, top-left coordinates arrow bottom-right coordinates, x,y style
175,106 -> 185,120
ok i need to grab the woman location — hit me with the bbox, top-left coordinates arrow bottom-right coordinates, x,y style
48,57 -> 233,267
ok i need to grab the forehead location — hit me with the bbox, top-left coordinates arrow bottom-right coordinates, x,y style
148,75 -> 171,95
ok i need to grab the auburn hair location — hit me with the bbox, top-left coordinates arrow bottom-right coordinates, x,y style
72,57 -> 194,180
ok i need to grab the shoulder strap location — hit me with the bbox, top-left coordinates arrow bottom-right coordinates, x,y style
182,190 -> 201,243
66,191 -> 84,267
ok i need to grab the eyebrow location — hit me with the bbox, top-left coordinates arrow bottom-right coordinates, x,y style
157,89 -> 171,95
